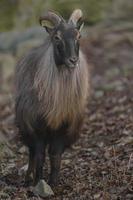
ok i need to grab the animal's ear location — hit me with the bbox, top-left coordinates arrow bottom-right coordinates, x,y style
69,9 -> 83,28
39,11 -> 62,34
40,19 -> 55,34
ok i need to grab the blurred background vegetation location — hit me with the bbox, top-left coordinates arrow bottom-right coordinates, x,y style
0,0 -> 132,32
0,0 -> 133,92
0,0 -> 113,31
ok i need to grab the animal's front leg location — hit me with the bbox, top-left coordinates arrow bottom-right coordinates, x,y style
25,147 -> 35,186
49,154 -> 62,186
33,140 -> 46,185
48,137 -> 65,186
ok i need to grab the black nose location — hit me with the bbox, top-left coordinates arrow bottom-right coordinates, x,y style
69,57 -> 78,64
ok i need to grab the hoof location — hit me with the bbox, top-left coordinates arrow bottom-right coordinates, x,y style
48,177 -> 58,187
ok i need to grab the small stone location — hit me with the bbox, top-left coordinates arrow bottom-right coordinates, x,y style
104,151 -> 110,159
97,141 -> 104,148
95,90 -> 104,98
118,136 -> 133,146
62,159 -> 70,165
94,193 -> 101,199
18,146 -> 27,154
33,179 -> 54,198
91,151 -> 98,156
101,171 -> 107,175
19,164 -> 28,175
7,162 -> 15,170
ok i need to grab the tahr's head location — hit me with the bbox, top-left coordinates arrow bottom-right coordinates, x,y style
39,9 -> 84,68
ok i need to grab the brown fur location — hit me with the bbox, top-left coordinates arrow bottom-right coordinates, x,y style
15,10 -> 91,185
33,42 -> 89,130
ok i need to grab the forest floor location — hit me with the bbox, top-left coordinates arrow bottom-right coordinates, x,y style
0,24 -> 133,200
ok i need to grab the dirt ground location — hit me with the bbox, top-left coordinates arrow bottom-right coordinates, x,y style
0,24 -> 133,200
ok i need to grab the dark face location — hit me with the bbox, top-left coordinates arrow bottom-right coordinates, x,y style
51,23 -> 81,68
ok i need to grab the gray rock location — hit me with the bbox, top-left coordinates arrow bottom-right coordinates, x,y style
0,26 -> 46,54
0,31 -> 19,53
16,38 -> 43,58
0,53 -> 16,91
18,146 -> 27,154
33,179 -> 54,198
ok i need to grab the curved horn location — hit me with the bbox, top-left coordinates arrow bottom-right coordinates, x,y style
39,11 -> 62,27
69,9 -> 83,25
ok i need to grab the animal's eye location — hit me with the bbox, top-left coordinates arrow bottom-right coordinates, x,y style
54,35 -> 61,42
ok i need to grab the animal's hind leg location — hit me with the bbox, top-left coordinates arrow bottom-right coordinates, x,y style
48,136 -> 66,186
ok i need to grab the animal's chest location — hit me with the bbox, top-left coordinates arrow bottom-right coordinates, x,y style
43,68 -> 86,129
